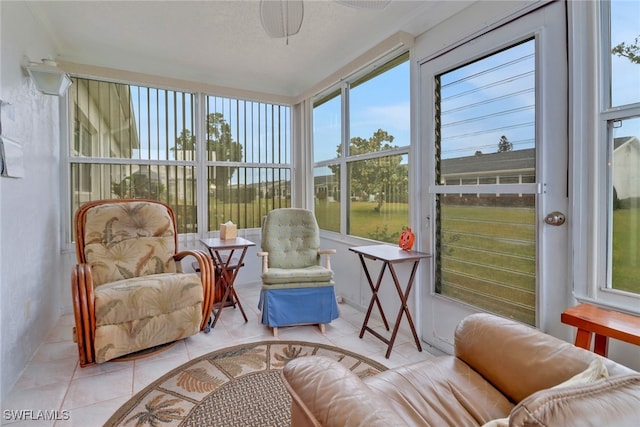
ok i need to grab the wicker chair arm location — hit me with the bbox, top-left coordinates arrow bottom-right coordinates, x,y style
71,263 -> 96,367
175,249 -> 215,331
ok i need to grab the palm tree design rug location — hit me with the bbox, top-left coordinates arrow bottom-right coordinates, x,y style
105,340 -> 387,426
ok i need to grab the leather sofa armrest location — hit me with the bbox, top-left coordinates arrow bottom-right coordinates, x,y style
455,313 -> 611,403
282,356 -> 406,427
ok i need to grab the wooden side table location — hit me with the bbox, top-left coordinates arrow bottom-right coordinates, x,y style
200,237 -> 256,331
349,244 -> 431,358
561,303 -> 640,357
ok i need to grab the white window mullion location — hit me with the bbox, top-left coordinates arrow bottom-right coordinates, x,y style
61,93 -> 74,249
340,82 -> 349,235
195,93 -> 209,241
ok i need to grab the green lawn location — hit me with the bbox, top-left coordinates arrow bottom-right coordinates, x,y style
612,208 -> 640,294
438,203 -> 537,325
315,200 -> 409,243
314,200 -> 540,324
438,204 -> 640,323
196,200 -> 640,304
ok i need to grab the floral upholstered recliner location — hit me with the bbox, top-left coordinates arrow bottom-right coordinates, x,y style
71,199 -> 215,367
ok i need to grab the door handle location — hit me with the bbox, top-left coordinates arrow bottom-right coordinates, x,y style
544,211 -> 566,226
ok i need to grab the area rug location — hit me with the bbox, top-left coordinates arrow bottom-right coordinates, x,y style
105,340 -> 387,427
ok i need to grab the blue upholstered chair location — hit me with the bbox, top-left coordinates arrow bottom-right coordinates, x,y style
257,208 -> 339,336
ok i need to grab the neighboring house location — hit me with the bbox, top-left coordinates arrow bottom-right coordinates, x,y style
313,148 -> 536,201
613,136 -> 640,200
440,148 -> 535,186
71,79 -> 140,204
314,174 -> 339,202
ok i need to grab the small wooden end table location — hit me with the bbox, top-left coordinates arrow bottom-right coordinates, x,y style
349,244 -> 431,358
200,237 -> 256,331
561,303 -> 640,357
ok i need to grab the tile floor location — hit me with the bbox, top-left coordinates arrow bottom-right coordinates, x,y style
2,281 -> 439,426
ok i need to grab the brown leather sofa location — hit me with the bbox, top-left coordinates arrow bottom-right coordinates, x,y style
282,312 -> 640,426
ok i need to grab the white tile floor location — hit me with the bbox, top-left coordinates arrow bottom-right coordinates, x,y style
2,282 -> 439,426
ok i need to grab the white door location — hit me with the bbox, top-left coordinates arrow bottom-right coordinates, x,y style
419,1 -> 568,353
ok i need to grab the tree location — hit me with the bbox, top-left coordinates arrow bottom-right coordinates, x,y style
612,35 -> 640,64
330,129 -> 406,212
497,135 -> 513,153
173,113 -> 243,197
112,171 -> 166,199
174,129 -> 195,152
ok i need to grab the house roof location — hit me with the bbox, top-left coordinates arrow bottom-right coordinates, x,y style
442,148 -> 535,176
24,1 -> 473,99
614,136 -> 639,150
312,148 -> 536,185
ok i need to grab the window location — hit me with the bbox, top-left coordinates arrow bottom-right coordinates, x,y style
434,40 -> 537,324
67,77 -> 290,240
313,91 -> 342,233
313,52 -> 410,243
603,0 -> 640,296
72,120 -> 93,193
204,96 -> 291,230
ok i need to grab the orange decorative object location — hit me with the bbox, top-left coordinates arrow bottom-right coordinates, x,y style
398,227 -> 415,250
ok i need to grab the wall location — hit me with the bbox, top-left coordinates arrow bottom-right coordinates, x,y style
0,2 -> 64,401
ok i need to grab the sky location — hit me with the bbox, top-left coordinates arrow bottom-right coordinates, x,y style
611,0 -> 640,108
312,61 -> 410,164
312,42 -> 535,163
439,40 -> 535,159
610,0 -> 640,142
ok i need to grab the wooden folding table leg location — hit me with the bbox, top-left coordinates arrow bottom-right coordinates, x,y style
386,262 -> 422,358
225,248 -> 249,322
358,255 -> 390,340
210,279 -> 231,329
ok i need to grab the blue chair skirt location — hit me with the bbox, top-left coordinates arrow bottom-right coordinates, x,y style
258,286 -> 339,328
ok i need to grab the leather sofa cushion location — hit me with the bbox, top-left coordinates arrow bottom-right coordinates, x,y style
482,358 -> 610,426
281,313 -> 640,427
282,356 -> 406,427
509,374 -> 640,427
364,356 -> 514,426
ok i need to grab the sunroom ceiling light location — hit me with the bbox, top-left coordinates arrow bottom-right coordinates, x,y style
24,58 -> 72,96
260,0 -> 304,43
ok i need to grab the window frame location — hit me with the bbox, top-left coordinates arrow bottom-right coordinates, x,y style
63,76 -> 292,248
202,95 -> 292,232
570,0 -> 640,313
312,51 -> 411,241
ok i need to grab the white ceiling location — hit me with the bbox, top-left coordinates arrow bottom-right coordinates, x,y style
27,1 -> 471,98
